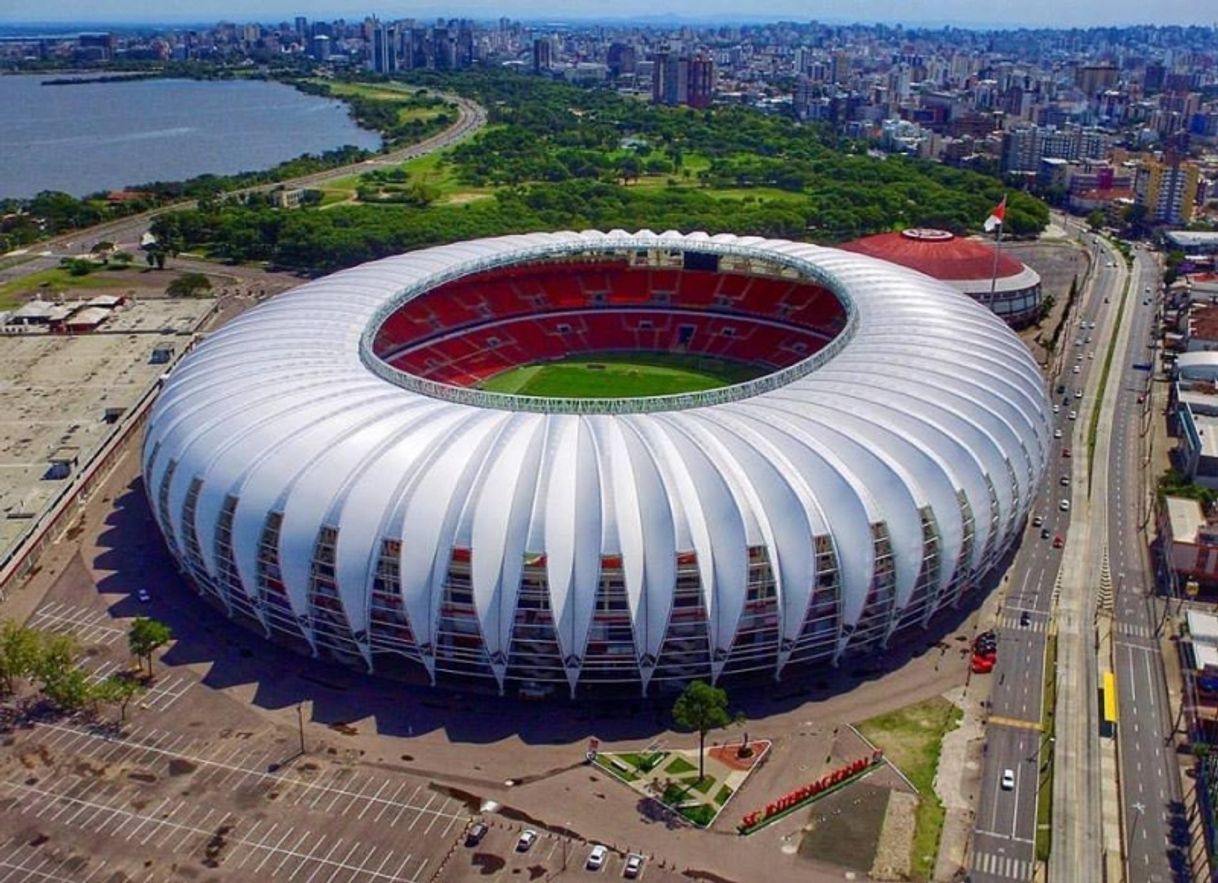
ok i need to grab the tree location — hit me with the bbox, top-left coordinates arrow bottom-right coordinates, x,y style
672,680 -> 733,781
41,665 -> 93,713
128,617 -> 172,676
111,250 -> 134,265
0,620 -> 42,696
94,674 -> 144,723
166,273 -> 212,298
1086,210 -> 1105,232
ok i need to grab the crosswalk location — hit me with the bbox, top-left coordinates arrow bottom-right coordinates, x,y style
1116,621 -> 1155,639
996,613 -> 1048,633
972,850 -> 1033,880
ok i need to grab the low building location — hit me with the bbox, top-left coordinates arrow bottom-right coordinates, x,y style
1166,231 -> 1218,256
6,300 -> 71,327
53,306 -> 110,334
1186,609 -> 1218,696
1162,497 -> 1218,589
841,228 -> 1043,327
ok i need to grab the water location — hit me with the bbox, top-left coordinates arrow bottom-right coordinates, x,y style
0,75 -> 382,199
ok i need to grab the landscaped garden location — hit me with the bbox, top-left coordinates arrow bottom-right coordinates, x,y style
593,737 -> 769,828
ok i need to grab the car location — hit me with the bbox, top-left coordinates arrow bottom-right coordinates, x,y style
624,853 -> 645,879
1053,404 -> 1060,413
1053,428 -> 1062,439
1056,384 -> 1066,394
1060,499 -> 1071,511
137,589 -> 151,603
1032,514 -> 1044,527
1040,526 -> 1051,539
1060,475 -> 1070,486
1089,321 -> 1097,329
1001,769 -> 1016,790
465,823 -> 488,847
1143,298 -> 1151,306
516,830 -> 538,852
587,845 -> 608,871
1074,338 -> 1083,347
1020,610 -> 1031,628
1145,285 -> 1151,293
1085,336 -> 1092,344
1068,411 -> 1077,420
1053,534 -> 1064,548
1073,365 -> 1080,374
1062,447 -> 1072,458
1087,352 -> 1094,360
1075,390 -> 1083,399
1137,394 -> 1145,403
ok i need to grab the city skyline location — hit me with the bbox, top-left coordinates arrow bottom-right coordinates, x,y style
0,0 -> 1215,28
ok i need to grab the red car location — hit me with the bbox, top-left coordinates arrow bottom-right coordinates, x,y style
1062,447 -> 1072,458
971,654 -> 995,674
1137,394 -> 1145,403
1052,535 -> 1064,548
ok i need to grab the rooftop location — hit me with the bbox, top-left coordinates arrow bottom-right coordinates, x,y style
841,228 -> 1027,283
1167,495 -> 1207,543
1188,608 -> 1218,672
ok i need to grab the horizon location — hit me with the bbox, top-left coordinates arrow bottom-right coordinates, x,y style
0,0 -> 1214,29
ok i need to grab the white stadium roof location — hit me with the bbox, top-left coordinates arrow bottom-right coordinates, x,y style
143,230 -> 1050,694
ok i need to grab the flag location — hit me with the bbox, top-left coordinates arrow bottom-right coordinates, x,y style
984,195 -> 1007,232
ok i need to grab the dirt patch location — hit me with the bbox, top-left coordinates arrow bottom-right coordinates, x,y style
19,746 -> 53,769
470,852 -> 505,874
329,722 -> 359,736
201,822 -> 234,868
798,781 -> 890,872
168,758 -> 197,777
127,771 -> 157,784
871,789 -> 918,880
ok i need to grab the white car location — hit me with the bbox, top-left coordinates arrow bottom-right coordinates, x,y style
1053,429 -> 1062,439
137,589 -> 151,603
1075,390 -> 1083,399
1068,411 -> 1077,421
1060,475 -> 1070,486
586,844 -> 608,871
1001,769 -> 1016,790
516,830 -> 538,852
1060,499 -> 1071,511
1032,514 -> 1044,527
624,854 -> 645,879
1072,365 -> 1080,374
1053,404 -> 1060,414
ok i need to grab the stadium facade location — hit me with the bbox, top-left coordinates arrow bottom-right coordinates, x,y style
143,230 -> 1051,696
843,228 -> 1044,328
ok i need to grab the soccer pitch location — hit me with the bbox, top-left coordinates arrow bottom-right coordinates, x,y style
478,353 -> 764,399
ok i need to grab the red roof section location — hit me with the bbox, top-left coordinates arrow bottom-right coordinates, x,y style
841,228 -> 1026,281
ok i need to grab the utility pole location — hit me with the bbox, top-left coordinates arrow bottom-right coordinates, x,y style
297,701 -> 306,756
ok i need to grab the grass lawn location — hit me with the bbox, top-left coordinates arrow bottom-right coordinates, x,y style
0,265 -> 132,307
714,784 -> 733,806
857,696 -> 963,882
478,353 -> 764,399
682,775 -> 716,795
1036,634 -> 1058,862
665,756 -> 697,776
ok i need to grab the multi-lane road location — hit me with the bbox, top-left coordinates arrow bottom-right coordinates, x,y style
971,220 -> 1185,883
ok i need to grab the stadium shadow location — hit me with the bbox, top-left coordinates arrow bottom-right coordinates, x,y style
90,478 -> 1004,746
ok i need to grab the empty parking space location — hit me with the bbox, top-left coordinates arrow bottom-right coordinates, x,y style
0,720 -> 470,882
25,602 -> 125,646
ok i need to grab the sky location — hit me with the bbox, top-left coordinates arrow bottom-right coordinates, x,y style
0,0 -> 1213,27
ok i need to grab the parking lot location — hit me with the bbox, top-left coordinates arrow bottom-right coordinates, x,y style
0,717 -> 471,882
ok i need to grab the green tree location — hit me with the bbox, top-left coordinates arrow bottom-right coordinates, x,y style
41,665 -> 93,712
111,250 -> 134,265
94,674 -> 145,723
0,620 -> 43,696
672,680 -> 733,781
166,273 -> 212,298
1086,210 -> 1105,232
128,617 -> 172,676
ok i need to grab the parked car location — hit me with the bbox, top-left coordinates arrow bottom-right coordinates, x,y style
587,845 -> 608,871
137,589 -> 151,603
465,823 -> 488,847
624,853 -> 645,879
516,830 -> 538,852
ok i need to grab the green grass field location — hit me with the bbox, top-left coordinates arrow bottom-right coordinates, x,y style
478,353 -> 763,399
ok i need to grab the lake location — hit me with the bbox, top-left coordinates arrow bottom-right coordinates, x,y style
0,75 -> 382,199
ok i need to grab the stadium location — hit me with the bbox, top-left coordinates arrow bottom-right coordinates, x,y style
142,230 -> 1050,697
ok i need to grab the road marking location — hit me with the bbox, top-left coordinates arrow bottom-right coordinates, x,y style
988,716 -> 1042,732
972,850 -> 1033,880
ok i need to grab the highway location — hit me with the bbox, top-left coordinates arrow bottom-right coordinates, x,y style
970,220 -> 1135,883
0,93 -> 486,281
1108,245 -> 1188,883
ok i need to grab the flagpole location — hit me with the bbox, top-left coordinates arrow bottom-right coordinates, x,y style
988,193 -> 1006,307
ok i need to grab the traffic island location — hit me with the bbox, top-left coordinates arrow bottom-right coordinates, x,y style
592,739 -> 770,828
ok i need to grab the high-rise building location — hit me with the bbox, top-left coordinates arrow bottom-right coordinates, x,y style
687,55 -> 714,108
310,34 -> 331,60
532,37 -> 552,73
607,42 -> 636,77
1135,153 -> 1201,225
294,16 -> 309,39
370,22 -> 397,73
1076,63 -> 1118,97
